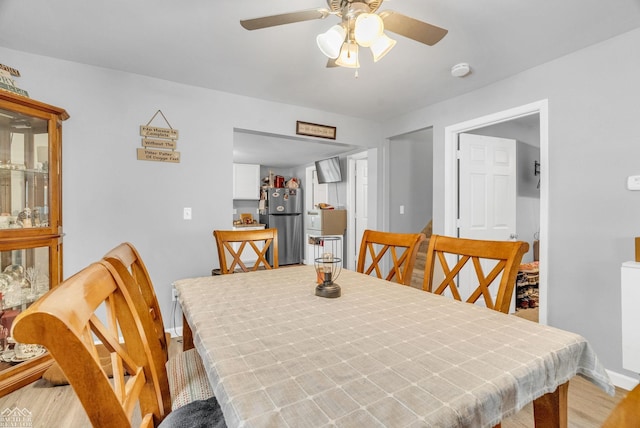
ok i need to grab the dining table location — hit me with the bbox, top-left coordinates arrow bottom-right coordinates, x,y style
174,265 -> 614,428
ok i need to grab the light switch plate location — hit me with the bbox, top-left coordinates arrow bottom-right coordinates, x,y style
628,176 -> 640,190
183,207 -> 192,220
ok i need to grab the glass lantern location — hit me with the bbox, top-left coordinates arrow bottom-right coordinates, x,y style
314,236 -> 342,298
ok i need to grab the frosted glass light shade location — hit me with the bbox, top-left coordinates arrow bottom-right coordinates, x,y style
370,33 -> 396,62
354,13 -> 384,47
316,25 -> 347,59
335,41 -> 360,68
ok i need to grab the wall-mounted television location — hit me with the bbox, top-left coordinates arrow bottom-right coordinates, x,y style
315,156 -> 342,184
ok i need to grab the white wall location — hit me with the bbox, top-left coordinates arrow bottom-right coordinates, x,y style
0,47 -> 383,333
514,141 -> 541,263
383,27 -> 640,382
389,129 -> 433,234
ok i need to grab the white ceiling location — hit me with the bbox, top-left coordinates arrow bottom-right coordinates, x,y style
1,0 -> 639,120
1,0 -> 639,166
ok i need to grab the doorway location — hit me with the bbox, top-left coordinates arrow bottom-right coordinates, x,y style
347,152 -> 368,270
444,100 -> 549,324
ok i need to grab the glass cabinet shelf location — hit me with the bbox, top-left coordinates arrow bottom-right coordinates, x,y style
0,168 -> 50,229
0,102 -> 52,234
0,245 -> 50,365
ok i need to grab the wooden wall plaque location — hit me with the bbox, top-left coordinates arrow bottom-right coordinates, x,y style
140,126 -> 178,140
137,148 -> 180,163
138,111 -> 180,163
296,121 -> 336,140
142,138 -> 177,149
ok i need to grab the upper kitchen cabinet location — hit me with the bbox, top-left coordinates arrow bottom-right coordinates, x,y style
233,163 -> 260,200
0,91 -> 68,396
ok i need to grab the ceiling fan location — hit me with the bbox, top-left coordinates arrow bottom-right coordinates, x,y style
240,0 -> 448,70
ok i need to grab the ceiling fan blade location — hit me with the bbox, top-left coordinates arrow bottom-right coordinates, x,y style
379,10 -> 448,46
241,9 -> 330,30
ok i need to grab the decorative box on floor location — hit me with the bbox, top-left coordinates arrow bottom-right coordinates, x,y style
516,262 -> 539,309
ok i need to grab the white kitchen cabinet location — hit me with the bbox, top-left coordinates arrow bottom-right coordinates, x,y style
233,163 -> 260,200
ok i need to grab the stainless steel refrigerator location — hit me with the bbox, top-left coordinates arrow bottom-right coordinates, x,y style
259,187 -> 303,265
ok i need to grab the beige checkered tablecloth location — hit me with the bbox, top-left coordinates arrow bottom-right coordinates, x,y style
174,265 -> 613,428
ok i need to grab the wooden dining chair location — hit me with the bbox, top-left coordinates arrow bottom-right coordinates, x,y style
12,260 -> 224,428
214,228 -> 279,274
422,234 -> 529,314
12,261 -> 165,427
356,229 -> 426,286
602,383 -> 640,427
103,242 -> 213,412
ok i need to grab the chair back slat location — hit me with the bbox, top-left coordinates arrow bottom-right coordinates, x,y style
105,259 -> 173,415
104,242 -> 172,415
104,243 -> 167,355
357,230 -> 426,286
214,228 -> 279,274
423,234 -> 529,313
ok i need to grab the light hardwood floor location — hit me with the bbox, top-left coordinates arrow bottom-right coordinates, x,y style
0,338 -> 627,427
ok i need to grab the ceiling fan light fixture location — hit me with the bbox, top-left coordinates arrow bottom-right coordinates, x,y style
354,13 -> 384,47
335,41 -> 360,68
316,25 -> 347,59
370,33 -> 396,62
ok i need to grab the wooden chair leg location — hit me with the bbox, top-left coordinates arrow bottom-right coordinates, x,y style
182,314 -> 194,351
533,381 -> 569,428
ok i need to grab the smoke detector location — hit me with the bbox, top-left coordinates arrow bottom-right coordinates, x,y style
451,63 -> 471,77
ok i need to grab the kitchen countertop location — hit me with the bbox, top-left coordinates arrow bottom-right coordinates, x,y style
231,223 -> 266,229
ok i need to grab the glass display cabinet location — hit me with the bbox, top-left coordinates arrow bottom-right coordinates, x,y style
0,91 -> 68,396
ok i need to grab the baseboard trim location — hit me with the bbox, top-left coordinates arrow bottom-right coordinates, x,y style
606,369 -> 639,391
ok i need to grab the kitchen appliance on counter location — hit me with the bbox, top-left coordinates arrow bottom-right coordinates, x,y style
306,209 -> 347,267
259,188 -> 303,265
307,209 -> 347,236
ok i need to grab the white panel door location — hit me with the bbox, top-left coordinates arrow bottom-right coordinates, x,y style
353,159 -> 368,268
458,133 -> 517,310
459,133 -> 516,240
